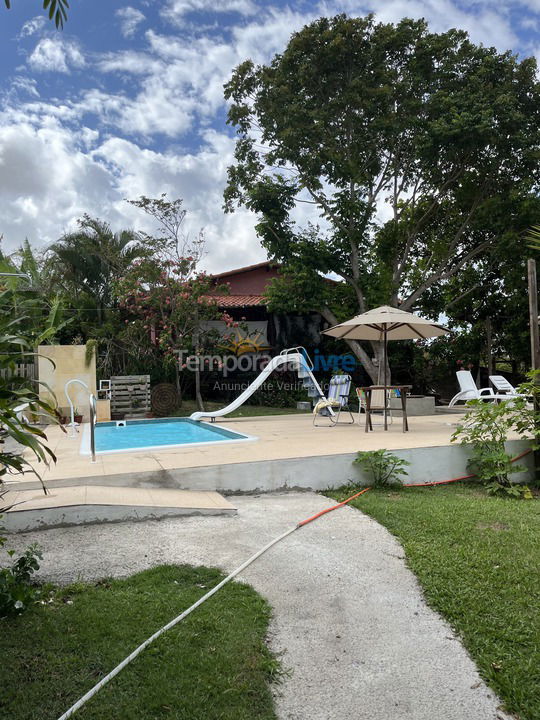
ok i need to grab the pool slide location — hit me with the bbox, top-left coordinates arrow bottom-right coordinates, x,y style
190,348 -> 328,421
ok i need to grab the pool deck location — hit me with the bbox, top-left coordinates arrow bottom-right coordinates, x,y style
8,411 -> 470,485
4,410 -> 533,529
4,486 -> 236,532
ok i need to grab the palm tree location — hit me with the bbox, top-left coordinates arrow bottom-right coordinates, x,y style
46,215 -> 150,324
527,226 -> 540,252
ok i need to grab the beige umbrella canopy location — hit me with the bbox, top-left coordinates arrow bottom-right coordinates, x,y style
322,305 -> 450,428
322,305 -> 449,342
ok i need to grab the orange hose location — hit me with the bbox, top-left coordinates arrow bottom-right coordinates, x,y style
297,449 -> 533,525
297,487 -> 371,527
403,448 -> 533,488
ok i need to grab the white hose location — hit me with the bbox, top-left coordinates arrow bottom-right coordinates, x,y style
56,524 -> 298,720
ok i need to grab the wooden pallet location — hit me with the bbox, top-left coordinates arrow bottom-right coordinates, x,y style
110,375 -> 151,418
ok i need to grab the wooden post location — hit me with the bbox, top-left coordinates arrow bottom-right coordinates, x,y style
528,259 -> 540,371
527,259 -> 540,485
485,317 -> 493,377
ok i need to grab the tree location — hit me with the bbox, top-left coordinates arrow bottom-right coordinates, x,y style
124,195 -> 228,409
0,304 -> 60,514
117,259 -> 228,410
0,241 -> 71,346
4,0 -> 69,29
127,194 -> 205,272
224,14 -> 540,382
46,215 -> 150,326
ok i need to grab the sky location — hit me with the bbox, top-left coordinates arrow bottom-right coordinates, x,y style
1,0 -> 540,273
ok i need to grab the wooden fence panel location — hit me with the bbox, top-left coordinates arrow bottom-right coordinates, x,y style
0,364 -> 36,381
110,375 -> 151,418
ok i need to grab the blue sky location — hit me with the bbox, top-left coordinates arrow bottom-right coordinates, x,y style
1,0 -> 540,271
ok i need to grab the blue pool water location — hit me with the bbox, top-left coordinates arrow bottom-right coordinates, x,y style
91,418 -> 252,454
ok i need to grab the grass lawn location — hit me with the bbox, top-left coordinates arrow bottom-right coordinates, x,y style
172,399 -> 306,418
0,565 -> 279,720
326,483 -> 540,720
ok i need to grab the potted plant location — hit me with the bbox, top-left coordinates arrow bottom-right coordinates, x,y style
73,407 -> 83,424
55,409 -> 69,425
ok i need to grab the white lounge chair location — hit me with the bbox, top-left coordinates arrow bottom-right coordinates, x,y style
489,375 -> 527,398
448,371 -> 500,407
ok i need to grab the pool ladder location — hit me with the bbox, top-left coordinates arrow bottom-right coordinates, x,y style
89,393 -> 97,463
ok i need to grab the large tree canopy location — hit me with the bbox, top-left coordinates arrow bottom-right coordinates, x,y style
224,14 -> 540,381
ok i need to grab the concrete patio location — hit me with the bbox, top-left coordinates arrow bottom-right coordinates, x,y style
4,492 -> 513,720
6,412 -> 532,497
3,486 -> 236,532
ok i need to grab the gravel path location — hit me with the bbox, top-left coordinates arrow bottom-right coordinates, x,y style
7,492 -> 510,720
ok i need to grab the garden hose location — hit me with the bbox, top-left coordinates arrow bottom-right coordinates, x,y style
56,487 -> 371,720
56,448 -> 534,719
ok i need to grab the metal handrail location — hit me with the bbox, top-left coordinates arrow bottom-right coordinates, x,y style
89,393 -> 97,463
279,346 -> 314,370
64,378 -> 90,436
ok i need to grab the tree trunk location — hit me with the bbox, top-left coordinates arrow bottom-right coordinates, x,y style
319,307 -> 380,383
371,340 -> 391,385
486,317 -> 493,376
174,359 -> 183,408
527,258 -> 540,486
195,361 -> 204,411
193,318 -> 204,412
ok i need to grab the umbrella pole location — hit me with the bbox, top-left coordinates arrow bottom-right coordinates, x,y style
383,328 -> 388,431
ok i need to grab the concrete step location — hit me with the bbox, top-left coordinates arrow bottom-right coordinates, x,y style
3,486 -> 236,532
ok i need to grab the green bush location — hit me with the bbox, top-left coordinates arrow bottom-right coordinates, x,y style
451,375 -> 540,497
0,530 -> 42,617
353,449 -> 410,487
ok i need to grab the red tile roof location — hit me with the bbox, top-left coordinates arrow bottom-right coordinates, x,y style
211,261 -> 279,279
213,294 -> 266,307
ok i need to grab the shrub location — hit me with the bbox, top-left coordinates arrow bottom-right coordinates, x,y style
0,530 -> 42,618
353,449 -> 410,487
451,376 -> 540,497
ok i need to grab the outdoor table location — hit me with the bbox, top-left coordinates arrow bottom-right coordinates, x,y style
358,385 -> 412,433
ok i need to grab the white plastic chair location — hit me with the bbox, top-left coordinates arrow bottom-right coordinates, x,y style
448,371 -> 497,407
489,375 -> 526,398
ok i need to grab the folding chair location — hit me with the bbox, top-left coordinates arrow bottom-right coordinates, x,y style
313,374 -> 355,427
356,388 -> 393,426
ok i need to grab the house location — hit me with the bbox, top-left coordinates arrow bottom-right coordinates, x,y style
207,261 -> 325,354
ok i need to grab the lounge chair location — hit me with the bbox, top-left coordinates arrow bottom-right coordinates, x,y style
356,388 -> 393,425
448,370 -> 504,407
489,375 -> 527,398
313,374 -> 355,426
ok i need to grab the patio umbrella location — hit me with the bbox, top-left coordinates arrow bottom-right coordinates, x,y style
321,305 -> 450,429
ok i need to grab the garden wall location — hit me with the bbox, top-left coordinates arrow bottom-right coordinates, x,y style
38,344 -> 96,421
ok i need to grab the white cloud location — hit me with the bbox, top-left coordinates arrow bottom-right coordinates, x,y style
0,119 -> 117,249
162,0 -> 257,25
116,6 -> 146,38
96,50 -> 162,75
0,113 -> 265,271
337,0 -> 518,50
18,15 -> 46,38
28,37 -> 85,74
8,76 -> 40,99
93,131 -> 265,272
3,0 -> 538,273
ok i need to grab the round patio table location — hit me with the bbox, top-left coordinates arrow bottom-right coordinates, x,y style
358,385 -> 412,432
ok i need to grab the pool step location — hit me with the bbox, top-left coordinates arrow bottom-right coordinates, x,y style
3,487 -> 236,533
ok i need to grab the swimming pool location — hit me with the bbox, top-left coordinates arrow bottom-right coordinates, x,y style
80,418 -> 255,455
